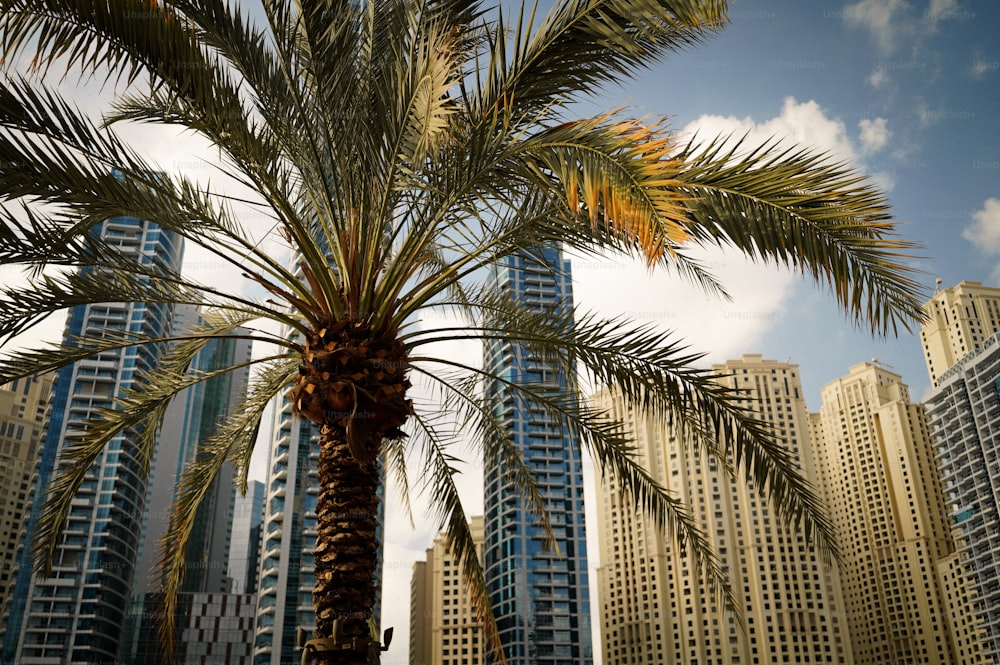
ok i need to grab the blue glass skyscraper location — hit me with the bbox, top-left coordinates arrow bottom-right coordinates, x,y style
1,214 -> 182,664
483,246 -> 593,665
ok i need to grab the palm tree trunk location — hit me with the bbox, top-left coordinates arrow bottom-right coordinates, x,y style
311,422 -> 381,665
293,320 -> 410,665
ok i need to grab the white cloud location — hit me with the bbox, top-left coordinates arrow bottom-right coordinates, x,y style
867,67 -> 891,89
969,56 -> 999,79
680,97 -> 859,165
962,198 -> 1000,253
572,247 -> 795,369
570,97 -> 898,373
925,0 -> 960,28
843,0 -> 908,53
859,117 -> 891,154
963,198 -> 1000,286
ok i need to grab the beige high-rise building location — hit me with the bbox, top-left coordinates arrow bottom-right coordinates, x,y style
920,280 -> 1000,385
814,362 -> 970,665
0,373 -> 53,611
594,355 -> 853,665
410,516 -> 485,665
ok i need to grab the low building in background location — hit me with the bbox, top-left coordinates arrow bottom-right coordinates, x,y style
410,516 -> 485,665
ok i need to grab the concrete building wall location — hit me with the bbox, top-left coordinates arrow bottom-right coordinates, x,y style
593,355 -> 853,665
0,373 -> 54,612
410,517 -> 485,665
920,280 -> 1000,386
815,362 -> 960,665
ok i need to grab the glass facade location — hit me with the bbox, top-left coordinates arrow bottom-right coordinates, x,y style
0,215 -> 183,664
253,394 -> 319,665
928,333 -> 1000,662
483,246 -> 593,665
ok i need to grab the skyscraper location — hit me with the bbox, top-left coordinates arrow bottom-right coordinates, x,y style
483,246 -> 592,665
925,325 -> 1000,661
814,362 -> 963,665
126,305 -> 254,664
593,355 -> 853,665
0,213 -> 183,664
920,280 -> 1000,386
231,479 -> 266,595
253,344 -> 322,665
410,516 -> 485,665
0,372 -> 54,612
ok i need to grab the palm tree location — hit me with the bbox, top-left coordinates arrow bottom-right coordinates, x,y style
0,0 -> 925,663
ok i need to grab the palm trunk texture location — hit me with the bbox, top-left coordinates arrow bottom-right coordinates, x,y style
293,318 -> 410,665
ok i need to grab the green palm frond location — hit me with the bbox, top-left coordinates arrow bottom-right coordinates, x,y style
674,134 -> 927,336
412,341 -> 743,619
479,0 -> 726,119
408,289 -> 836,556
514,113 -> 692,264
382,434 -> 415,529
0,0 -> 928,663
409,361 -> 557,547
581,395 -> 742,621
32,341 -> 282,574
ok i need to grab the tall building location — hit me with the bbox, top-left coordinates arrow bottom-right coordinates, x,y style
126,306 -> 254,664
0,372 -> 54,611
0,213 -> 183,664
253,374 -> 321,665
593,355 -> 853,665
925,329 -> 1000,661
410,516 -> 485,665
920,280 -> 1000,386
813,362 -> 964,665
231,479 -> 266,595
175,592 -> 258,664
483,246 -> 593,665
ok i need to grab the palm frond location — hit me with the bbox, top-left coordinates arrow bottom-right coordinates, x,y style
409,361 -> 557,548
31,341 -> 282,575
514,113 -> 691,265
408,289 -> 837,557
413,343 -> 744,623
381,434 -> 415,529
407,408 -> 506,663
479,0 -> 726,119
674,134 -> 928,336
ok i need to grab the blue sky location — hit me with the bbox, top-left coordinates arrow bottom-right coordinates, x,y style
568,0 -> 1000,408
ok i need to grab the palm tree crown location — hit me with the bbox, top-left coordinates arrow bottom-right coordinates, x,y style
0,0 -> 925,663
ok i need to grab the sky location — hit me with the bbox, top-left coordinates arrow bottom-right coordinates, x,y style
389,0 -> 1000,661
1,0 -> 998,663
